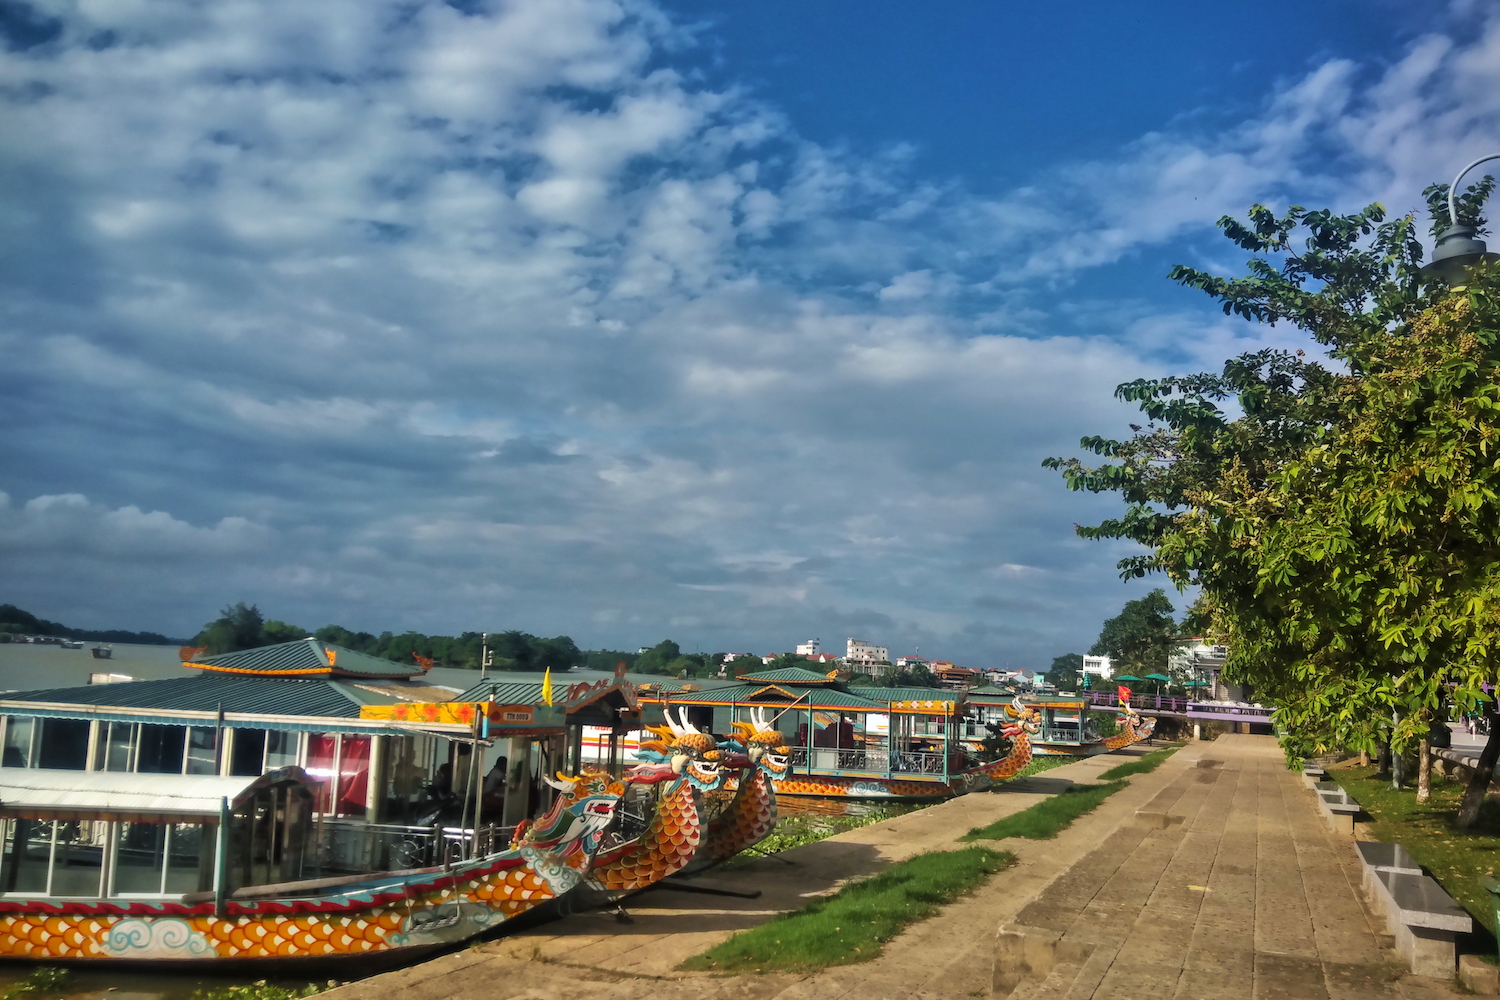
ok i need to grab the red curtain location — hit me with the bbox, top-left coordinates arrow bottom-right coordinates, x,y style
337,737 -> 371,817
306,735 -> 338,812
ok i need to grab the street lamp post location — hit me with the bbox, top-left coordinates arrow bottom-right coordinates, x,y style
1422,153 -> 1500,284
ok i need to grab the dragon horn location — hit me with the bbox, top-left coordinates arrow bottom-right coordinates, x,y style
543,772 -> 581,792
675,707 -> 702,734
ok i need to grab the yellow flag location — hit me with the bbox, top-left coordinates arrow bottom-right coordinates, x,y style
541,667 -> 553,706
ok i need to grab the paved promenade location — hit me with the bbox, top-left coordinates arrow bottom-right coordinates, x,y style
323,735 -> 1466,999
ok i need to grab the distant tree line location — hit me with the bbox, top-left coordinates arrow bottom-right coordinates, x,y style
0,603 -> 187,645
739,652 -> 941,689
194,603 -> 733,676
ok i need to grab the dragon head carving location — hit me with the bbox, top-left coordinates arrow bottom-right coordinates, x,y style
1001,696 -> 1043,738
510,767 -> 623,851
632,707 -> 725,791
728,706 -> 794,779
1120,702 -> 1157,740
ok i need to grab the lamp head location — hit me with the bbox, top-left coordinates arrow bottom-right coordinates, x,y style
1423,225 -> 1500,284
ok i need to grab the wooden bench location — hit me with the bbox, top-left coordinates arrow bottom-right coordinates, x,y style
1313,781 -> 1360,834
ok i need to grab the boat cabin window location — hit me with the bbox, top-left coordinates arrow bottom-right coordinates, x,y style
230,729 -> 267,776
97,721 -> 134,771
3,718 -> 35,768
382,734 -> 439,825
228,729 -> 302,777
0,819 -> 211,898
306,734 -> 372,817
2,718 -> 91,771
36,720 -> 90,770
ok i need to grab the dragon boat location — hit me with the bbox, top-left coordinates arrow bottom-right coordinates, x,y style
965,687 -> 1155,758
574,709 -> 742,909
670,707 -> 789,878
0,764 -> 626,965
646,667 -> 1159,802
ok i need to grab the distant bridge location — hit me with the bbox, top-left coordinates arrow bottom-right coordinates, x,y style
1078,690 -> 1273,725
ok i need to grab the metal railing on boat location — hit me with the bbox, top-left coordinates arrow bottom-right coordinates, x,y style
307,819 -> 515,876
787,746 -> 957,779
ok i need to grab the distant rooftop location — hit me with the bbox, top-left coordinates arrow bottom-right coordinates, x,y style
185,637 -> 423,679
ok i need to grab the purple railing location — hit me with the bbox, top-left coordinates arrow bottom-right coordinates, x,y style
1081,690 -> 1190,713
1079,690 -> 1274,722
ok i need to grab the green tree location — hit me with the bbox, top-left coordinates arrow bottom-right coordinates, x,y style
634,640 -> 683,675
260,619 -> 306,644
1044,653 -> 1084,690
195,602 -> 266,654
1047,181 -> 1500,822
1090,589 -> 1178,674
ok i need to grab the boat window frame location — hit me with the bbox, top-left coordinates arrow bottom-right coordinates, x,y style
2,717 -> 37,769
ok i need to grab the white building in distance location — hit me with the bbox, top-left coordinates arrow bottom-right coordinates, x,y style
795,638 -> 821,657
1082,655 -> 1113,681
845,638 -> 889,675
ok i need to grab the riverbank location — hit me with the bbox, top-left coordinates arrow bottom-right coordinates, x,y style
314,736 -> 1472,999
312,745 -> 1169,998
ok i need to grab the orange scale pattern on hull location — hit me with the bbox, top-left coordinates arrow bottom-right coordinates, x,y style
975,732 -> 1033,782
0,848 -> 588,962
592,780 -> 701,893
699,769 -> 776,864
770,775 -> 950,799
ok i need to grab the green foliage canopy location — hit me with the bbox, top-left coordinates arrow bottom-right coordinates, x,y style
1044,653 -> 1084,689
1046,182 -> 1500,759
1089,588 -> 1178,673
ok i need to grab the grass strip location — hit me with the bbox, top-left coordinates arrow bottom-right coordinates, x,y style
722,804 -> 922,867
1,968 -> 67,1000
681,846 -> 1013,973
1330,764 -> 1500,935
1099,746 -> 1180,781
1006,754 -> 1077,781
962,782 -> 1124,841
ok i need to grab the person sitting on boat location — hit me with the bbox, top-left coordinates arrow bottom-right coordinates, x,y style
482,756 -> 508,813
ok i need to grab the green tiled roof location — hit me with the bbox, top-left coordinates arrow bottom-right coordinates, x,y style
864,687 -> 963,704
966,686 -> 1022,704
453,679 -> 546,704
453,672 -> 732,705
0,675 -> 410,735
666,684 -> 889,713
734,666 -> 839,685
187,638 -> 421,679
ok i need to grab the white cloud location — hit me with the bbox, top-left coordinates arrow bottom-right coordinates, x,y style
0,0 -> 1495,663
0,492 -> 272,559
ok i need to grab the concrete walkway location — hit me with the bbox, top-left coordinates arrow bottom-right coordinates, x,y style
991,735 -> 1462,999
322,736 -> 1465,999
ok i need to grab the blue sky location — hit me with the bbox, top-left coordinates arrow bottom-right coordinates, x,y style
1,0 -> 1496,667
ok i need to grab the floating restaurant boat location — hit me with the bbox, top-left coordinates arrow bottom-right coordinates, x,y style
965,686 -> 1156,758
636,668 -> 1052,801
0,762 -> 627,964
0,643 -> 737,964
